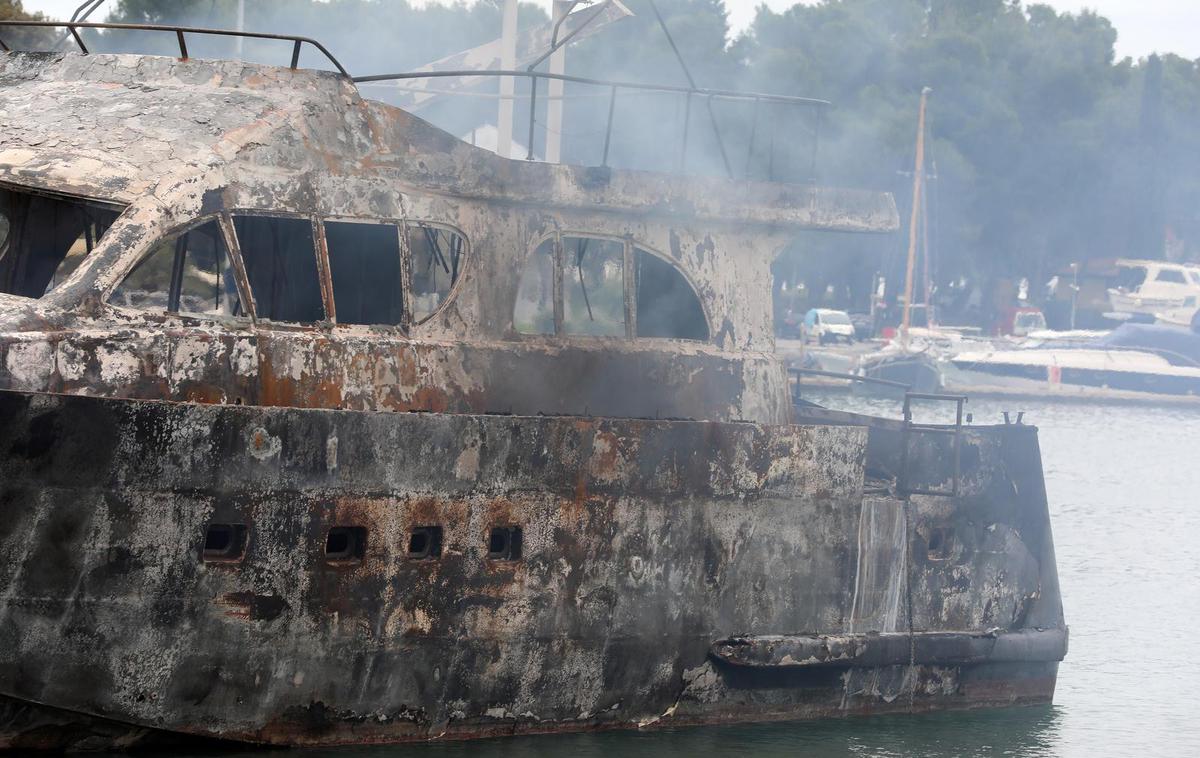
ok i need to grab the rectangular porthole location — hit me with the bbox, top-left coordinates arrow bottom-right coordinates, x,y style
407,526 -> 443,560
927,527 -> 951,561
325,526 -> 367,562
487,526 -> 522,561
202,523 -> 247,562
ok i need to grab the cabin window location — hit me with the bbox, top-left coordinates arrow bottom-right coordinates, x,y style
111,219 -> 243,317
325,220 -> 404,326
1155,268 -> 1187,284
233,215 -> 324,323
514,234 -> 708,341
514,239 -> 556,335
408,224 -> 465,323
562,237 -> 626,337
0,186 -> 122,299
634,248 -> 709,340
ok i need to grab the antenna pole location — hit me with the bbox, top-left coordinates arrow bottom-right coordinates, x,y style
901,87 -> 930,349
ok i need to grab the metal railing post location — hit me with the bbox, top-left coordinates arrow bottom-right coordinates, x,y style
679,91 -> 691,172
745,96 -> 760,179
68,25 -> 88,53
601,84 -> 617,167
527,74 -> 538,161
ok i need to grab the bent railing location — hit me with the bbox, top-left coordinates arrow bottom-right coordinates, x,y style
0,20 -> 828,181
0,20 -> 349,76
356,69 -> 829,179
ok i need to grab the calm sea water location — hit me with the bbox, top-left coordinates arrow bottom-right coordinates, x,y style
144,394 -> 1200,758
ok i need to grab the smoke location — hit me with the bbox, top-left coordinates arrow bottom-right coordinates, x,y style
22,1 -> 806,182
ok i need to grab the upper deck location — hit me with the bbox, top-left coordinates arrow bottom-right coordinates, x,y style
0,47 -> 898,424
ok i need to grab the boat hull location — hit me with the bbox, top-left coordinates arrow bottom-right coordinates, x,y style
0,390 -> 1064,748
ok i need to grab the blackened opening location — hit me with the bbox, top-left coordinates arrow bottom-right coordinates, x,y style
927,527 -> 950,561
408,526 -> 443,559
326,526 -> 367,561
487,526 -> 522,561
202,523 -> 247,561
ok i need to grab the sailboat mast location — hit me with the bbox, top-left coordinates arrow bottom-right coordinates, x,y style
901,87 -> 931,348
921,163 -> 931,314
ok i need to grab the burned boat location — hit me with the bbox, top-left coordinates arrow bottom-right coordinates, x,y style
0,24 -> 1066,750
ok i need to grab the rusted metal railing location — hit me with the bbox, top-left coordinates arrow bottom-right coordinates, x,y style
0,20 -> 349,76
0,20 -> 828,181
355,69 -> 829,179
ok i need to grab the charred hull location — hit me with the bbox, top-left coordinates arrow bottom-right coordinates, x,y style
0,390 -> 1064,748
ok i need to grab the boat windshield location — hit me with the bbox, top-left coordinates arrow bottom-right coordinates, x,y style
1113,265 -> 1147,291
0,186 -> 123,299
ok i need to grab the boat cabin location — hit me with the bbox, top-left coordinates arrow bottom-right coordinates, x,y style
0,50 -> 897,425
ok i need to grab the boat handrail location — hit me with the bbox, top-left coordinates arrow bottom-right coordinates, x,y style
0,20 -> 350,75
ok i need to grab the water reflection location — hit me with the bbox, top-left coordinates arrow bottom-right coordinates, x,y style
144,707 -> 1062,758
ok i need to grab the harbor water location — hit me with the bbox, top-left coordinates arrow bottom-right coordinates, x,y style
148,394 -> 1200,758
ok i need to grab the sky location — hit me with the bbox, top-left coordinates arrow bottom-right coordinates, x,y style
18,0 -> 1200,61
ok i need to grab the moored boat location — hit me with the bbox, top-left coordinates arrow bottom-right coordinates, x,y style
948,322 -> 1200,400
0,23 -> 1066,750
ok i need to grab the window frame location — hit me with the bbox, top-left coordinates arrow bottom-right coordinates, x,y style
106,208 -> 471,331
1,181 -> 129,301
106,212 -> 254,326
228,209 -> 330,327
401,219 -> 471,328
1154,267 -> 1188,285
518,231 -> 711,343
321,214 -> 407,331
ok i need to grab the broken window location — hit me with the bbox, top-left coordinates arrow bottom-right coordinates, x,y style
562,236 -> 625,337
512,234 -> 709,341
635,248 -> 709,340
408,223 -> 465,322
0,186 -> 122,299
514,238 -> 556,335
325,220 -> 404,326
111,219 -> 243,317
233,215 -> 325,323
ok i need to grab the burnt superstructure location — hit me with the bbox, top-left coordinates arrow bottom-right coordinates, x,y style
0,31 -> 1064,751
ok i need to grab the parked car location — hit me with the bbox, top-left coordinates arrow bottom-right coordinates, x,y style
803,308 -> 856,344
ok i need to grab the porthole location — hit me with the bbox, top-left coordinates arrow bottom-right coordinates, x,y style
202,523 -> 247,562
325,526 -> 367,562
407,526 -> 443,560
487,526 -> 522,561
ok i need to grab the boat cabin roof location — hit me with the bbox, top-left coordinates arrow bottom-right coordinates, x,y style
1,50 -> 897,356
